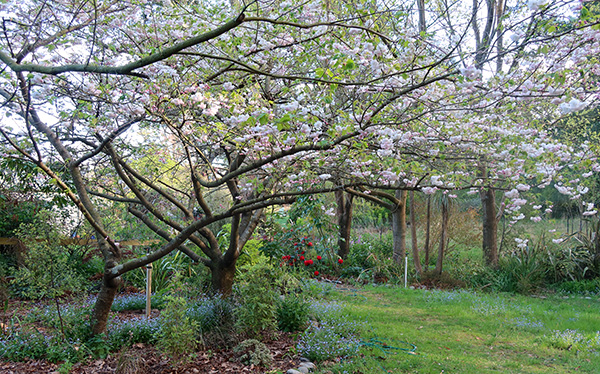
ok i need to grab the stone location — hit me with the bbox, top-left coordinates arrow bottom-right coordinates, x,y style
299,357 -> 310,362
297,367 -> 310,374
299,362 -> 316,370
287,370 -> 302,374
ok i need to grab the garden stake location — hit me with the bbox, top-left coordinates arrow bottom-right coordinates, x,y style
146,248 -> 152,318
404,256 -> 408,288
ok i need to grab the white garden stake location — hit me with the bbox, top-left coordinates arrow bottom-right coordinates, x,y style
405,256 -> 408,288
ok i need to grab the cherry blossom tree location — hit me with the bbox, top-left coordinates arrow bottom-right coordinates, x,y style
1,0 -> 600,337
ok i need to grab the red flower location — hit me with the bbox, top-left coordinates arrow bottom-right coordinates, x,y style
301,251 -> 305,255
316,255 -> 322,260
307,242 -> 313,246
314,271 -> 319,276
299,256 -> 305,261
338,258 -> 344,264
304,260 -> 310,266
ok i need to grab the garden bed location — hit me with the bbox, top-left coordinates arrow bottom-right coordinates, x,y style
0,333 -> 297,374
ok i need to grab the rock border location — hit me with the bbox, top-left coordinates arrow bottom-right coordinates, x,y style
286,357 -> 316,374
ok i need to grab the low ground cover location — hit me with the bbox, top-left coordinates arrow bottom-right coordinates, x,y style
1,280 -> 600,373
323,285 -> 600,373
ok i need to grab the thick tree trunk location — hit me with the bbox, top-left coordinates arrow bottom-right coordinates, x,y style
409,191 -> 422,275
392,190 -> 407,265
210,258 -> 237,295
424,195 -> 431,271
435,198 -> 448,275
335,191 -> 354,259
480,187 -> 498,268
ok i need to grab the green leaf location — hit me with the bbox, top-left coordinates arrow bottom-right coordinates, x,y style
344,59 -> 356,70
258,113 -> 269,125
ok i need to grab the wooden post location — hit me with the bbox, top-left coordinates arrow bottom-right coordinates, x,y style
146,248 -> 153,319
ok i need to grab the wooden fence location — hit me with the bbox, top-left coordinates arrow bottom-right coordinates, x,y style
0,238 -> 160,246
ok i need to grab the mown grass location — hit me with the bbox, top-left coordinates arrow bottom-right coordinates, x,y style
321,285 -> 600,373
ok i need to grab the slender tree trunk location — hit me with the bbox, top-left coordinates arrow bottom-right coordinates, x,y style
435,197 -> 448,275
424,194 -> 431,271
409,191 -> 422,275
336,191 -> 354,259
480,187 -> 499,268
417,0 -> 426,33
392,190 -> 407,265
90,273 -> 120,335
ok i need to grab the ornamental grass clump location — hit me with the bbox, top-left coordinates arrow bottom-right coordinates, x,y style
186,295 -> 234,331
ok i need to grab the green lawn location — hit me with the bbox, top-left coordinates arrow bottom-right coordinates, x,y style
322,285 -> 600,373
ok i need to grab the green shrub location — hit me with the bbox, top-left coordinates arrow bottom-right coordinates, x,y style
554,279 -> 600,294
234,260 -> 279,337
233,339 -> 273,367
156,295 -> 198,363
11,211 -> 86,299
276,295 -> 309,332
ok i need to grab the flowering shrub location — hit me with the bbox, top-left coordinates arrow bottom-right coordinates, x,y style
0,331 -> 89,363
111,293 -> 165,312
260,196 -> 341,277
274,236 -> 345,279
23,303 -> 93,342
548,329 -> 600,353
0,331 -> 50,361
107,317 -> 161,350
297,318 -> 362,362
